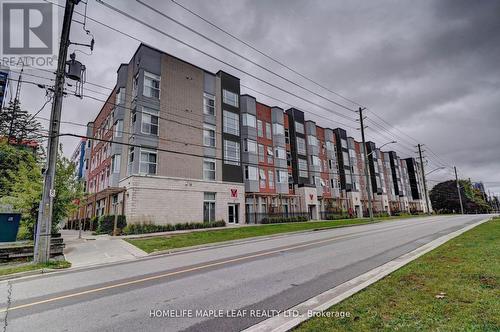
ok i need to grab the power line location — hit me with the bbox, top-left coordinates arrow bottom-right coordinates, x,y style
42,0 -> 459,183
91,0 -> 359,122
168,0 -> 364,108
134,0 -> 357,114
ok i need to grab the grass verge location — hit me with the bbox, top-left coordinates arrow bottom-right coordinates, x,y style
295,217 -> 500,332
126,215 -> 425,253
0,260 -> 71,277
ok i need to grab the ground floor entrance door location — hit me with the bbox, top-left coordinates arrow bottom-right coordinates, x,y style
228,204 -> 239,224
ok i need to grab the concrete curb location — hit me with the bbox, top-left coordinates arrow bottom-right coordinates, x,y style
143,218 -> 403,257
0,267 -> 63,282
242,216 -> 491,332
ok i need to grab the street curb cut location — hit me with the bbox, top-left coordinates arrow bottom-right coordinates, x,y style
242,217 -> 492,332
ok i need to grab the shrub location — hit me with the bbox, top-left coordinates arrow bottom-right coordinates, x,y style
16,224 -> 32,241
89,216 -> 98,231
260,216 -> 308,224
121,220 -> 226,235
95,215 -> 127,235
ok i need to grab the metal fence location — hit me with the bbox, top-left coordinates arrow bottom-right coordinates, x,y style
246,212 -> 310,224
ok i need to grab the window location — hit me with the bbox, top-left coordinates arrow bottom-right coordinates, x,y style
265,122 -> 272,139
273,123 -> 284,135
244,139 -> 257,153
244,166 -> 258,180
285,128 -> 290,144
341,139 -> 347,149
287,152 -> 292,166
277,170 -> 287,183
345,172 -> 352,184
116,88 -> 125,105
130,108 -> 137,131
223,111 -> 239,136
257,120 -> 263,137
144,71 -> 160,98
296,137 -> 306,155
222,89 -> 239,107
267,146 -> 273,164
203,93 -> 215,116
268,170 -> 274,189
311,155 -> 321,166
295,122 -> 305,134
203,159 -> 216,180
224,140 -> 240,165
132,73 -> 139,98
139,149 -> 157,175
275,146 -> 286,159
326,141 -> 335,151
307,135 -> 318,146
298,158 -> 308,178
242,113 -> 256,128
203,192 -> 216,222
330,179 -> 335,188
114,120 -> 123,138
342,151 -> 350,165
259,168 -> 267,188
258,144 -> 265,162
203,124 -> 216,147
111,154 -> 121,173
127,147 -> 134,175
142,107 -> 159,135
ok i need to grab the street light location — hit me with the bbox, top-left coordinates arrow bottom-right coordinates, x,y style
426,166 -> 445,176
367,141 -> 397,157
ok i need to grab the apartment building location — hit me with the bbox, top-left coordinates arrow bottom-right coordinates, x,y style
70,138 -> 87,181
82,44 -> 245,225
77,43 -> 428,226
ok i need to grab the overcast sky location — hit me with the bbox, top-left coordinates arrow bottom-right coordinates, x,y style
8,0 -> 500,194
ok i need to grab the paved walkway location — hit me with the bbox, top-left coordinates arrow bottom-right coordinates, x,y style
61,230 -> 147,268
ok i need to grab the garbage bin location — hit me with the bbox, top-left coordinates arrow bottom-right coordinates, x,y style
0,213 -> 21,242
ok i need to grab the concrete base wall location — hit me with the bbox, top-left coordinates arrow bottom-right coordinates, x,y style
120,175 -> 245,225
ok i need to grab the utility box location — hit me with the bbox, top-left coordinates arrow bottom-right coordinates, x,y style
0,213 -> 21,242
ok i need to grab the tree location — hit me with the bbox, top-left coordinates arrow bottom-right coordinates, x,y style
430,180 -> 492,214
52,151 -> 83,231
0,141 -> 42,239
1,141 -> 84,239
0,98 -> 42,144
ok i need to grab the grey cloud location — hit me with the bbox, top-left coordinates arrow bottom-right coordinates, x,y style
12,0 -> 499,193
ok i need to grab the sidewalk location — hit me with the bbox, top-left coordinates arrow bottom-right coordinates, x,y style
61,230 -> 147,268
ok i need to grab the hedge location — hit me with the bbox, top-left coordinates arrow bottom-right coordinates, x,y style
260,216 -> 308,224
322,214 -> 352,220
122,220 -> 226,235
95,215 -> 127,235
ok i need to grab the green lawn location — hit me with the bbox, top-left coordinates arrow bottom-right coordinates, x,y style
0,260 -> 71,277
126,215 -> 425,253
295,217 -> 500,332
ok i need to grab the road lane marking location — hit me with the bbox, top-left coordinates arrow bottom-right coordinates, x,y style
0,216 -> 465,314
0,233 -> 356,314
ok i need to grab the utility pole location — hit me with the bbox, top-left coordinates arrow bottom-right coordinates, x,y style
34,0 -> 80,263
417,144 -> 431,215
358,107 -> 373,221
454,166 -> 464,215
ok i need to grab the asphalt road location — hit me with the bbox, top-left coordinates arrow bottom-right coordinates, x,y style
0,214 -> 490,332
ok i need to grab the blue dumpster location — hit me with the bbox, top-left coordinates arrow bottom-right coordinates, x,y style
0,213 -> 21,242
